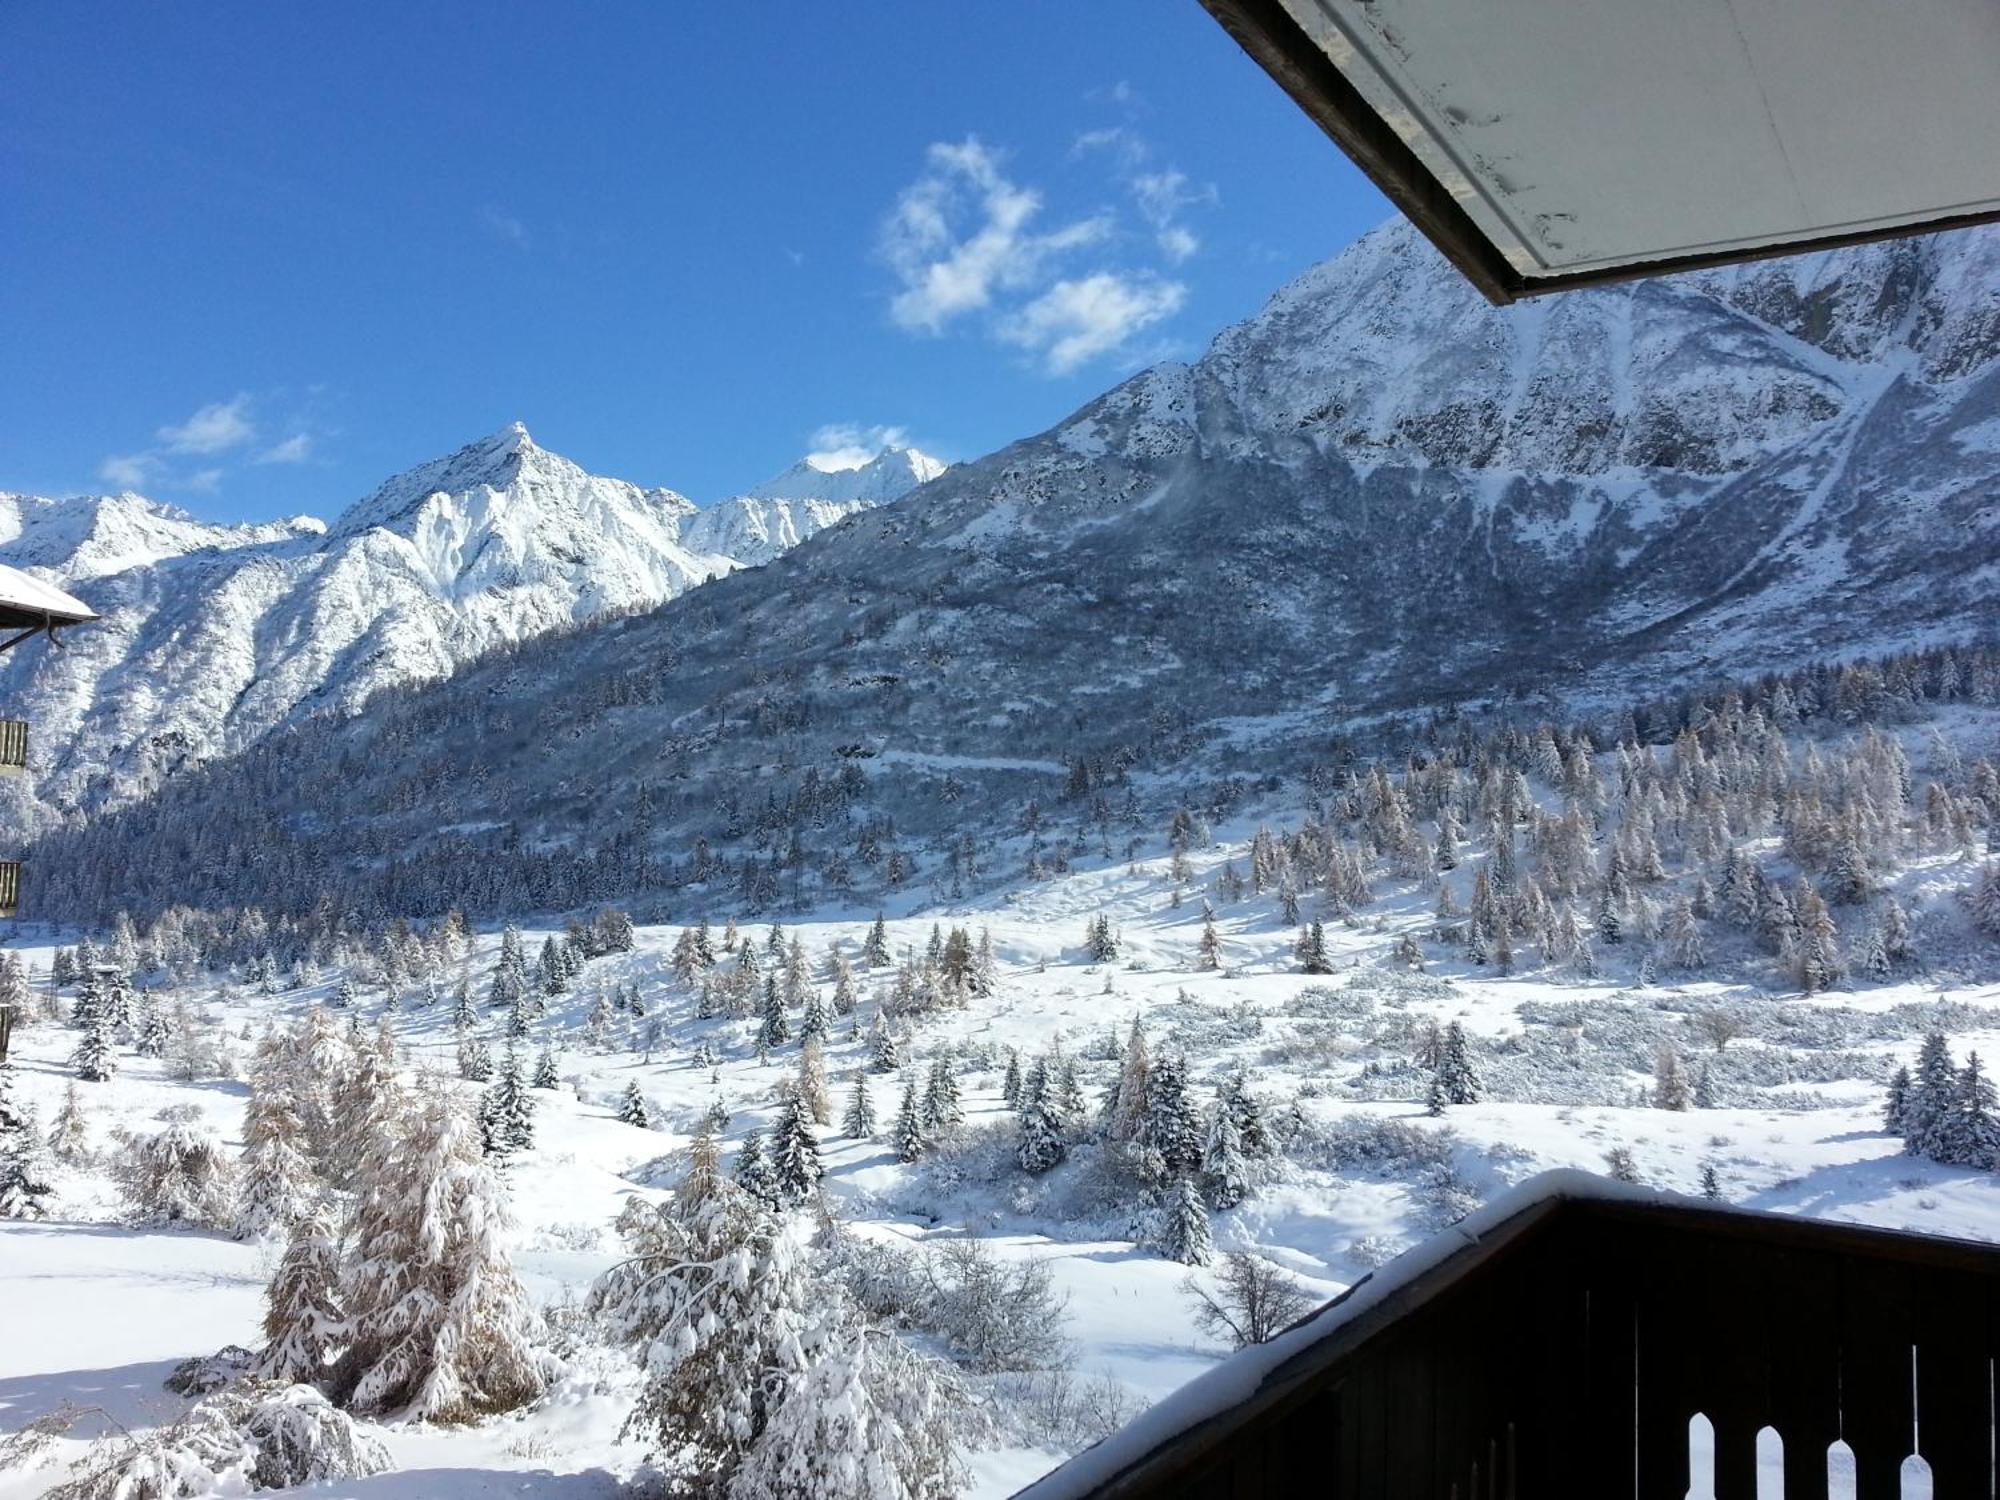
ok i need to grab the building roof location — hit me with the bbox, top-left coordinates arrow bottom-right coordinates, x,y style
1201,0 -> 2000,303
0,563 -> 97,632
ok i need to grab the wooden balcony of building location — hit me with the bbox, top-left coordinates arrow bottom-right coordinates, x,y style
0,719 -> 25,777
0,860 -> 18,921
1020,1170 -> 2000,1500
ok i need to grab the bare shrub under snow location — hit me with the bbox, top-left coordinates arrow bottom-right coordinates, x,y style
827,1234 -> 1072,1375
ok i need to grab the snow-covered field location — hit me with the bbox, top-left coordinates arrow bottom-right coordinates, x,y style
3,794 -> 1998,1498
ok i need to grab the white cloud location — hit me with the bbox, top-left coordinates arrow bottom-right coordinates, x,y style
97,453 -> 154,489
481,205 -> 529,250
806,422 -> 912,471
255,433 -> 313,465
183,468 -> 224,494
1000,272 -> 1188,376
882,138 -> 1110,335
156,395 -> 255,455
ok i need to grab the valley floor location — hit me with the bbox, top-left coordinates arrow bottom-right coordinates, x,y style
3,830 -> 1998,1498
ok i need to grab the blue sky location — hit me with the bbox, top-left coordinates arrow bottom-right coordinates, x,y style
1,2 -> 1388,521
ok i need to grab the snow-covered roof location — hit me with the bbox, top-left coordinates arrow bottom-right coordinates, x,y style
1203,0 -> 2000,303
0,562 -> 96,630
1013,1169 -> 1998,1499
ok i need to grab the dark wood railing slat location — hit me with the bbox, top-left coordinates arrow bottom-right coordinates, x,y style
1837,1257 -> 1918,1497
1911,1266 -> 1994,1498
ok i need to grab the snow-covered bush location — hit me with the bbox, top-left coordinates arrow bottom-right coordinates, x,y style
981,1366 -> 1135,1456
1284,1113 -> 1458,1177
46,1382 -> 388,1499
112,1106 -> 236,1229
827,1234 -> 1072,1375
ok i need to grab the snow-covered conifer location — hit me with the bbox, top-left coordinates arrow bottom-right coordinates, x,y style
893,1079 -> 926,1164
114,1105 -> 235,1228
797,1036 -> 831,1126
769,1093 -> 823,1205
841,1074 -> 877,1139
256,1206 -> 344,1384
335,1078 -> 547,1421
1653,1045 -> 1691,1111
1202,1107 -> 1249,1210
1159,1175 -> 1213,1266
1437,1022 -> 1481,1105
616,1080 -> 652,1129
71,1014 -> 117,1083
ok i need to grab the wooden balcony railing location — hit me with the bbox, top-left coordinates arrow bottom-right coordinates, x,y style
1020,1171 -> 2000,1500
0,860 -> 17,920
0,718 -> 23,776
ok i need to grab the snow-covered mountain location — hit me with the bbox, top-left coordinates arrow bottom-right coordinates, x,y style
741,446 -> 947,506
0,424 -> 881,816
28,219 -> 2000,920
680,446 -> 947,565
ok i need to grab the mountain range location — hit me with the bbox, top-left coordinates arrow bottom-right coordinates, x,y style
0,429 -> 942,819
20,217 -> 2000,922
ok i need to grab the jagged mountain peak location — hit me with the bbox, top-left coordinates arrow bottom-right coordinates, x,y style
741,445 -> 949,506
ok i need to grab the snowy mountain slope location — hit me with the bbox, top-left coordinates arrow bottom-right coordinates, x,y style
0,425 -> 880,817
28,220 -> 2000,918
0,491 -> 322,582
740,445 -> 948,506
680,446 -> 947,566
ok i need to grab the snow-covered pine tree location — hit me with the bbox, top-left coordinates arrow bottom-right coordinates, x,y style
1001,1049 -> 1022,1108
70,1013 -> 116,1082
1700,1164 -> 1722,1201
734,1127 -> 778,1205
841,1074 -> 877,1139
1906,1032 -> 1957,1159
863,914 -> 891,968
894,1078 -> 926,1164
616,1080 -> 652,1130
869,1016 -> 900,1073
1693,1062 -> 1718,1109
590,1155 -> 816,1490
238,1050 -> 320,1238
1202,1107 -> 1249,1210
727,1303 -> 968,1500
479,1043 -> 534,1158
1196,906 -> 1222,971
47,1080 -> 91,1164
1941,1052 -> 2000,1170
256,1206 -> 344,1384
769,1093 -> 824,1205
1296,921 -> 1332,975
334,1078 -> 548,1421
457,1033 -> 492,1083
1140,1052 -> 1204,1177
0,1077 -> 54,1220
1653,1045 -> 1692,1111
1160,1174 -> 1213,1266
1016,1094 -> 1065,1174
1883,1066 -> 1912,1136
1108,1020 -> 1151,1143
1437,1022 -> 1481,1106
532,1044 -> 559,1090
759,975 -> 791,1049
1665,898 -> 1706,971
922,1056 -> 964,1135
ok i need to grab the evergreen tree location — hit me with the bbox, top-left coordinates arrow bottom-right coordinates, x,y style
1001,1050 -> 1022,1109
1883,1065 -> 1913,1136
46,1081 -> 91,1164
480,1043 -> 535,1158
734,1127 -> 778,1205
616,1080 -> 652,1130
869,1017 -> 900,1074
531,1044 -> 559,1090
841,1074 -> 877,1139
71,1014 -> 117,1083
1202,1107 -> 1249,1210
759,975 -> 791,1049
1108,1020 -> 1152,1143
255,1207 -> 344,1384
1196,906 -> 1222,971
1693,1062 -> 1719,1110
1016,1095 -> 1066,1174
1906,1032 -> 1957,1159
1296,921 -> 1332,975
922,1056 -> 964,1134
0,1089 -> 54,1220
893,1078 -> 926,1164
1653,1045 -> 1692,1111
863,914 -> 892,968
769,1094 -> 824,1205
1139,1053 -> 1203,1177
1437,1022 -> 1481,1105
1699,1164 -> 1722,1201
1160,1175 -> 1213,1266
1942,1052 -> 2000,1169
237,1043 -> 319,1238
